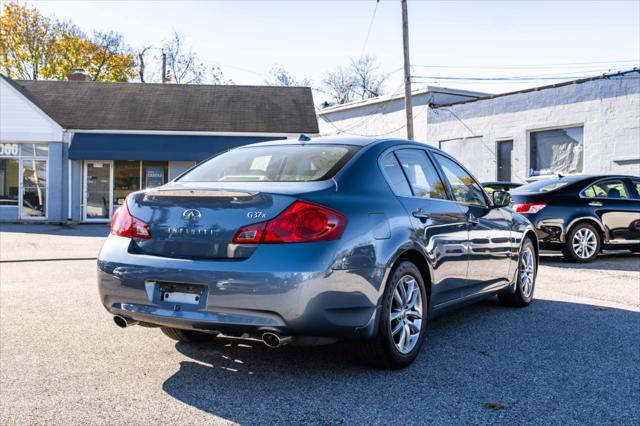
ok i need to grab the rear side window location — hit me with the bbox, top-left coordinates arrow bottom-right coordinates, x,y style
433,153 -> 487,206
394,149 -> 448,199
179,145 -> 356,182
582,179 -> 629,199
381,153 -> 412,196
633,180 -> 640,199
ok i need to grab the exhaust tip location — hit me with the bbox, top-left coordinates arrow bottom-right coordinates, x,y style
262,332 -> 291,348
113,315 -> 137,328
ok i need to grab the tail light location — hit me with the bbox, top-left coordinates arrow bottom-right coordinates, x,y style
110,199 -> 152,239
512,202 -> 547,214
232,201 -> 347,244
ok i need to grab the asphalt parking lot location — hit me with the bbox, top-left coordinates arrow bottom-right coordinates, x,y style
1,224 -> 639,425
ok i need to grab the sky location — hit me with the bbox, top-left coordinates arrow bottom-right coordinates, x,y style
21,0 -> 640,103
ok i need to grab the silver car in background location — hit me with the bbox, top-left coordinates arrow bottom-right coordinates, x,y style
98,137 -> 538,369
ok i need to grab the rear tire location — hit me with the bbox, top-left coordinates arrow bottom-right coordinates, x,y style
562,223 -> 601,263
160,327 -> 216,343
499,237 -> 536,307
357,260 -> 428,370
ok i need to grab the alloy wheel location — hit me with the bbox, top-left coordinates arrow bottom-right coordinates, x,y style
572,228 -> 598,259
389,275 -> 423,354
519,246 -> 535,298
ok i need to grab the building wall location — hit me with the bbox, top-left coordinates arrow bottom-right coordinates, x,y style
426,74 -> 640,182
317,88 -> 485,141
1,78 -> 66,222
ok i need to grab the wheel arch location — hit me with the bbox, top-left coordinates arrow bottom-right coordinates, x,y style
390,248 -> 432,303
565,217 -> 606,244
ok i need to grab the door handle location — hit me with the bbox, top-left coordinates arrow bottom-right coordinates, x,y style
589,201 -> 603,207
412,209 -> 430,220
467,213 -> 479,226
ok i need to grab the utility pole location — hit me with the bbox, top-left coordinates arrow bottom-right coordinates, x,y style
161,50 -> 168,83
401,0 -> 414,140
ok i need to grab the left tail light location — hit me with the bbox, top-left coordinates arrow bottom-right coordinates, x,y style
110,199 -> 152,239
512,202 -> 547,214
232,201 -> 346,244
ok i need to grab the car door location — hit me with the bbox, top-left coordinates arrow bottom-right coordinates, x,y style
430,151 -> 513,295
581,178 -> 640,243
382,149 -> 469,305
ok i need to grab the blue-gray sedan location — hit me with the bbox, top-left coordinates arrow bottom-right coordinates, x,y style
98,137 -> 538,369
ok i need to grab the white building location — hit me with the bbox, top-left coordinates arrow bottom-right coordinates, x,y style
426,69 -> 640,182
317,69 -> 640,183
317,87 -> 487,140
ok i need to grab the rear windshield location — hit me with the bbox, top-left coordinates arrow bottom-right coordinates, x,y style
512,178 -> 576,194
179,145 -> 357,182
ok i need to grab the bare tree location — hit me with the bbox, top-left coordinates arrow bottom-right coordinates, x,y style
162,32 -> 205,84
210,65 -> 233,84
350,55 -> 386,99
321,66 -> 357,105
265,65 -> 311,87
321,55 -> 387,106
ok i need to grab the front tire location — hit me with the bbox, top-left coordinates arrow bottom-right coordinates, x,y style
562,223 -> 601,263
357,260 -> 428,369
160,327 -> 216,343
499,237 -> 536,307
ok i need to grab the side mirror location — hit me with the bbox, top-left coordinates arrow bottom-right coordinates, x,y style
492,190 -> 511,208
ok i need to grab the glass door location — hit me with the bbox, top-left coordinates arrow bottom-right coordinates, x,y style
84,161 -> 112,221
20,159 -> 47,219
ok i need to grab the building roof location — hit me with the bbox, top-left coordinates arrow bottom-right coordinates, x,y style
2,75 -> 318,134
432,68 -> 640,108
316,86 -> 488,115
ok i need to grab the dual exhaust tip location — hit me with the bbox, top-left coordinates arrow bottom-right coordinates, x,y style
113,316 -> 291,348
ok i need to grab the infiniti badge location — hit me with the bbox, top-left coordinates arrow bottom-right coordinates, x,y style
182,209 -> 202,221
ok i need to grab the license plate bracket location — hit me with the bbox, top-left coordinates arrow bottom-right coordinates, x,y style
157,282 -> 206,306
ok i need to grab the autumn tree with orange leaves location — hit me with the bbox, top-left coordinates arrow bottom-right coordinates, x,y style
0,2 -> 136,81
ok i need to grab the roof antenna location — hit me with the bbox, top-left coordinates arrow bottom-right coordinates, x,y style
557,173 -> 564,179
298,134 -> 311,144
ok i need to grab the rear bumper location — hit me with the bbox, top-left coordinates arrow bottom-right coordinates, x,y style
98,235 -> 386,339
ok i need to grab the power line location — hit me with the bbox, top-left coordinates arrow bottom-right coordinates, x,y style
411,60 -> 639,70
359,0 -> 380,59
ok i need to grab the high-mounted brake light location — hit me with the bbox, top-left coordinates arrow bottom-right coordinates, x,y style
232,201 -> 347,244
512,202 -> 547,214
110,199 -> 152,239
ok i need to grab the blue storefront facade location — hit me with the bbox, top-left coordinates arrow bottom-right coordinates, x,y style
0,75 -> 318,223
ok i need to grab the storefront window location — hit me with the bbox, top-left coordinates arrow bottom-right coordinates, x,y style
113,160 -> 140,212
530,127 -> 584,177
0,158 -> 19,206
20,143 -> 49,157
141,161 -> 168,189
22,159 -> 47,218
1,142 -> 48,218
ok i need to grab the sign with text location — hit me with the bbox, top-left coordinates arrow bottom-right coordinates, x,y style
145,167 -> 164,188
0,143 -> 19,157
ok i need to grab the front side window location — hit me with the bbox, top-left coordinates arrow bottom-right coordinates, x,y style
633,180 -> 640,199
0,158 -> 19,206
179,145 -> 356,182
394,149 -> 447,199
433,153 -> 487,206
530,126 -> 583,177
582,179 -> 629,199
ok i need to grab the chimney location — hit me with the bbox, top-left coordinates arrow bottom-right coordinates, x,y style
67,68 -> 89,81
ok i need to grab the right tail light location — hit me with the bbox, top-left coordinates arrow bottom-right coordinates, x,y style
233,201 -> 347,244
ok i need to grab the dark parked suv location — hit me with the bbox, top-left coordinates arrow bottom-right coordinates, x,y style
510,175 -> 640,262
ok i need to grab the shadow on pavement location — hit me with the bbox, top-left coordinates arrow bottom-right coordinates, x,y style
0,223 -> 109,237
162,298 -> 640,424
540,251 -> 640,272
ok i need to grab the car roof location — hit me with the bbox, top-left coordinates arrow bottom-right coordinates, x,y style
240,135 -> 442,150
